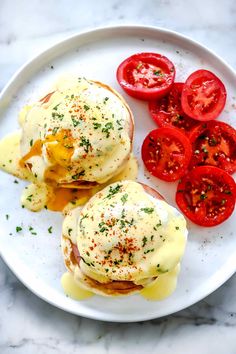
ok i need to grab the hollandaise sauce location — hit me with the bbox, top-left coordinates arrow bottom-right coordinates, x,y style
61,272 -> 94,300
61,267 -> 180,301
0,131 -> 32,180
140,265 -> 180,300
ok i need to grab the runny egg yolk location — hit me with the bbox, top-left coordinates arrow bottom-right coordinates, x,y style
0,131 -> 138,212
20,129 -> 75,184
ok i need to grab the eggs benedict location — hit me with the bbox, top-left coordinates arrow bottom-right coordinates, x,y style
20,77 -> 134,186
61,180 -> 188,299
0,77 -> 135,212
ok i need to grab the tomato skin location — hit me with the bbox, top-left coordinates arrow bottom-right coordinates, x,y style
149,82 -> 199,134
189,121 -> 236,174
181,69 -> 227,121
141,127 -> 192,182
116,52 -> 175,101
176,166 -> 236,227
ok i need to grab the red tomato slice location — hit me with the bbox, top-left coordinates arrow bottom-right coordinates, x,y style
181,70 -> 227,121
176,166 -> 236,226
149,83 -> 199,134
189,121 -> 236,174
141,127 -> 192,181
116,52 -> 175,101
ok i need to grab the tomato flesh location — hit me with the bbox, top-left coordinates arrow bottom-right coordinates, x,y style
149,83 -> 199,133
181,70 -> 226,121
189,121 -> 236,174
141,127 -> 192,181
176,166 -> 236,226
117,53 -> 175,100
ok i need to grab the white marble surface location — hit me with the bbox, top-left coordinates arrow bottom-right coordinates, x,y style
1,0 -> 236,353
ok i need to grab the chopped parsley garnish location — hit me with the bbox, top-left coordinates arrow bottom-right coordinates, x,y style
48,226 -> 53,234
125,218 -> 134,227
200,193 -> 207,200
142,236 -> 148,247
79,214 -> 89,231
52,127 -> 59,135
53,103 -> 61,111
5,214 -> 9,220
121,208 -> 126,219
71,116 -> 80,127
98,221 -> 109,233
153,220 -> 162,230
93,122 -> 102,130
144,248 -> 154,254
102,122 -> 114,138
140,207 -> 154,214
116,119 -> 123,130
72,170 -> 85,180
84,104 -> 90,111
106,184 -> 122,199
68,228 -> 72,236
175,226 -> 180,230
114,259 -> 122,266
79,136 -> 92,153
26,194 -> 33,202
14,180 -> 19,184
29,226 -> 37,235
121,193 -> 128,205
103,97 -> 109,104
30,139 -> 33,147
16,226 -> 22,232
52,111 -> 64,121
120,219 -> 126,229
80,214 -> 88,223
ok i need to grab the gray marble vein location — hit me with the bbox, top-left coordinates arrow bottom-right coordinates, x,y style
0,0 -> 236,353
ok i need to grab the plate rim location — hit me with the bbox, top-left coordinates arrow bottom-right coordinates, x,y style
0,24 -> 235,323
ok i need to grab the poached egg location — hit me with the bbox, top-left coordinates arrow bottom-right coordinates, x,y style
62,180 -> 188,299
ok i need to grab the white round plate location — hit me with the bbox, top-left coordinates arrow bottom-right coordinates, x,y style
0,26 -> 235,322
